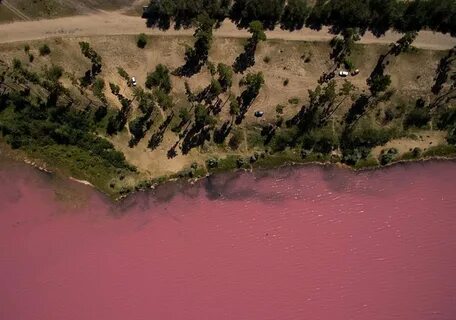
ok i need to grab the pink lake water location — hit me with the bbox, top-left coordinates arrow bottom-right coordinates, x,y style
1,159 -> 456,320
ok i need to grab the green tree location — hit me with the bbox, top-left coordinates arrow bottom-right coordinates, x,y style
229,96 -> 240,118
109,82 -> 121,96
194,104 -> 216,128
179,107 -> 191,123
175,12 -> 215,77
280,0 -> 310,31
146,64 -> 172,93
230,0 -> 285,30
368,74 -> 391,96
217,63 -> 233,91
233,21 -> 267,73
93,78 -> 106,102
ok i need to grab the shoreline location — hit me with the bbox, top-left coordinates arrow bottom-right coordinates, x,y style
8,150 -> 456,201
0,141 -> 456,203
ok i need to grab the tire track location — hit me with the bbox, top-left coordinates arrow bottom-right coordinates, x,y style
2,0 -> 31,21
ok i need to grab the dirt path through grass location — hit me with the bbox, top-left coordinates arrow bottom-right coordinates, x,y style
0,11 -> 455,50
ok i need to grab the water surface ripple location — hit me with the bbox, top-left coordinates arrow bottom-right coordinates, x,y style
1,161 -> 456,320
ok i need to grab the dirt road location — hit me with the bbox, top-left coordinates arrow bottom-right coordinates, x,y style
0,11 -> 455,49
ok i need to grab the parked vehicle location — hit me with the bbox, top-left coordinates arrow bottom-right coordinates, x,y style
339,70 -> 349,77
351,69 -> 360,76
131,77 -> 137,86
254,111 -> 264,118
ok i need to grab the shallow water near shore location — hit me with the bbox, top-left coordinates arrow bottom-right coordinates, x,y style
1,158 -> 456,320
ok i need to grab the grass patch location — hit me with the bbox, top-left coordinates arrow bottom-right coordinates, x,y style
208,155 -> 241,174
254,149 -> 302,169
353,156 -> 379,169
423,144 -> 456,158
24,144 -> 134,197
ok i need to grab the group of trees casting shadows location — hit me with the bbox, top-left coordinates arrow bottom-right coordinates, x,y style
143,0 -> 456,37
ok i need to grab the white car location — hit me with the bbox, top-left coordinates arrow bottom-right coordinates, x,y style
131,77 -> 137,86
339,70 -> 349,77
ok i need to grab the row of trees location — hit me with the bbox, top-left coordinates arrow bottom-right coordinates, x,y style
144,0 -> 456,36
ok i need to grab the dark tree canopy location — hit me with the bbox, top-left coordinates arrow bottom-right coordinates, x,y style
146,64 -> 172,93
144,0 -> 456,37
233,20 -> 266,73
230,0 -> 285,30
145,0 -> 231,30
174,13 -> 215,77
280,0 -> 311,31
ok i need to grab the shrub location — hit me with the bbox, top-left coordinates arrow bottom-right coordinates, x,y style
117,67 -> 130,81
283,78 -> 289,86
178,107 -> 191,123
154,88 -> 173,110
12,58 -> 22,70
276,104 -> 285,114
137,33 -> 148,48
288,97 -> 300,104
24,44 -> 30,53
270,128 -> 297,152
343,58 -> 355,71
109,82 -> 120,96
28,53 -> 34,63
207,61 -> 216,75
263,55 -> 271,63
379,148 -> 398,165
229,130 -> 243,150
39,44 -> 51,56
45,64 -> 64,82
206,158 -> 219,169
404,108 -> 431,129
312,129 -> 339,154
448,126 -> 456,145
437,108 -> 456,130
412,147 -> 422,157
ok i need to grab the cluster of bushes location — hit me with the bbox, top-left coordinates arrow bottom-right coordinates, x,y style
437,107 -> 456,146
144,0 -> 456,36
0,59 -> 135,191
0,91 -> 134,172
341,126 -> 397,164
